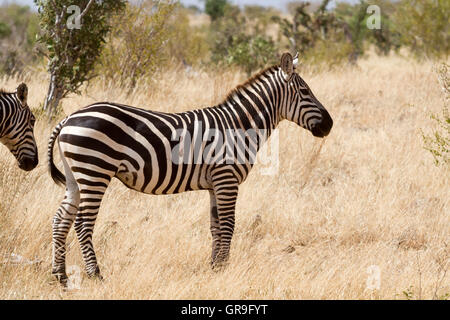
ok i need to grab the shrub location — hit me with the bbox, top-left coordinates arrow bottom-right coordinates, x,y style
98,0 -> 177,91
422,63 -> 450,166
209,5 -> 278,75
394,0 -> 449,59
205,0 -> 228,21
0,4 -> 40,74
164,6 -> 210,67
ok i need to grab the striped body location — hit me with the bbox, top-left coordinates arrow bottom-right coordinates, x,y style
0,83 -> 38,171
58,102 -> 268,195
49,53 -> 333,284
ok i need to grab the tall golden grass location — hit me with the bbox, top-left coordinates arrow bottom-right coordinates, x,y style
0,54 -> 448,299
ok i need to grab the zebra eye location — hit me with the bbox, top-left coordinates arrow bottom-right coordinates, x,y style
30,118 -> 36,126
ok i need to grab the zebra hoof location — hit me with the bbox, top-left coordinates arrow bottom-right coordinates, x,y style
90,273 -> 104,281
53,273 -> 68,287
211,259 -> 229,271
88,266 -> 104,281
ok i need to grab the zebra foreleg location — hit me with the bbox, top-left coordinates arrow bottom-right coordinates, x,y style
209,190 -> 221,264
211,173 -> 239,268
73,181 -> 110,280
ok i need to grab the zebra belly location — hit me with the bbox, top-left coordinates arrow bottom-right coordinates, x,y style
114,161 -> 211,195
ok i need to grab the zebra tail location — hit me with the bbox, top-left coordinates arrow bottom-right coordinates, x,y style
48,118 -> 68,186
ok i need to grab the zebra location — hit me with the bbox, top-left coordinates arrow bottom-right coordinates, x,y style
0,83 -> 38,171
48,52 -> 333,284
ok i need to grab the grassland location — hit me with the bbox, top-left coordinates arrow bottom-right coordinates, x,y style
0,54 -> 448,299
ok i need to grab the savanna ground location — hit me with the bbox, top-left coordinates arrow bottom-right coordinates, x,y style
0,54 -> 448,299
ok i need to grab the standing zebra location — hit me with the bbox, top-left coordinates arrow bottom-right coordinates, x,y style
48,53 -> 333,284
0,83 -> 38,171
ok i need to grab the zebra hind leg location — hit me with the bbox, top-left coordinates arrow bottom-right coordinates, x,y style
52,158 -> 80,285
73,176 -> 112,280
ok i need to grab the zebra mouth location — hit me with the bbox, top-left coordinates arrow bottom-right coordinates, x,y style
18,156 -> 38,171
311,110 -> 333,138
311,127 -> 324,137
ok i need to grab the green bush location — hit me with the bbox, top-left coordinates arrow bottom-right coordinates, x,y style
164,6 -> 210,67
394,0 -> 449,59
422,63 -> 450,166
98,0 -> 177,91
205,0 -> 228,21
209,5 -> 278,75
0,4 -> 40,74
0,22 -> 11,39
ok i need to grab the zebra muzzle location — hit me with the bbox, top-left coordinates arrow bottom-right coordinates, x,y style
18,156 -> 38,171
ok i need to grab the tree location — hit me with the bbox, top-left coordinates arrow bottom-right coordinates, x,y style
243,5 -> 280,34
209,4 -> 278,75
394,0 -> 449,59
272,0 -> 337,55
34,0 -> 126,117
0,4 -> 39,74
273,0 -> 396,65
99,1 -> 177,92
334,1 -> 368,63
205,0 -> 228,21
164,5 -> 210,68
422,63 -> 450,166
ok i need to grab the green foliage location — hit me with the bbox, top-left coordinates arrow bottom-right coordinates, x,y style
209,5 -> 278,75
205,0 -> 228,21
164,6 -> 210,67
226,35 -> 278,75
272,0 -> 359,65
422,63 -> 450,166
98,1 -> 177,90
402,286 -> 415,300
365,0 -> 402,55
273,1 -> 335,54
423,106 -> 450,166
0,22 -> 12,39
438,293 -> 450,300
304,40 -> 354,68
35,0 -> 126,116
2,0 -> 449,81
275,0 -> 402,66
394,0 -> 449,59
0,4 -> 39,74
334,1 -> 367,61
243,5 -> 281,34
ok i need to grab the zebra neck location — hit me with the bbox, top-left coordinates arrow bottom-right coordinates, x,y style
0,101 -> 7,137
0,92 -> 18,136
218,88 -> 279,135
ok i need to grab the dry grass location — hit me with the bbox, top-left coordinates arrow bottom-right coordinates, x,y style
0,55 -> 449,299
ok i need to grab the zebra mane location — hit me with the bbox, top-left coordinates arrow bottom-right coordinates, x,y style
224,65 -> 280,103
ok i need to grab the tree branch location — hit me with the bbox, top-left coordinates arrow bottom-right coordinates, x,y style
79,0 -> 96,21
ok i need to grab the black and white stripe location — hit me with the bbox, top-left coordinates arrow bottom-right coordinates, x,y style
48,53 -> 333,284
0,83 -> 38,171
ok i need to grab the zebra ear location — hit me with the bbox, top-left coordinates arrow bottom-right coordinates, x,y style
280,53 -> 294,79
293,52 -> 299,69
16,83 -> 28,107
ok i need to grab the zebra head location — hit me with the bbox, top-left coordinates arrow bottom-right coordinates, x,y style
279,52 -> 333,138
0,83 -> 38,171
